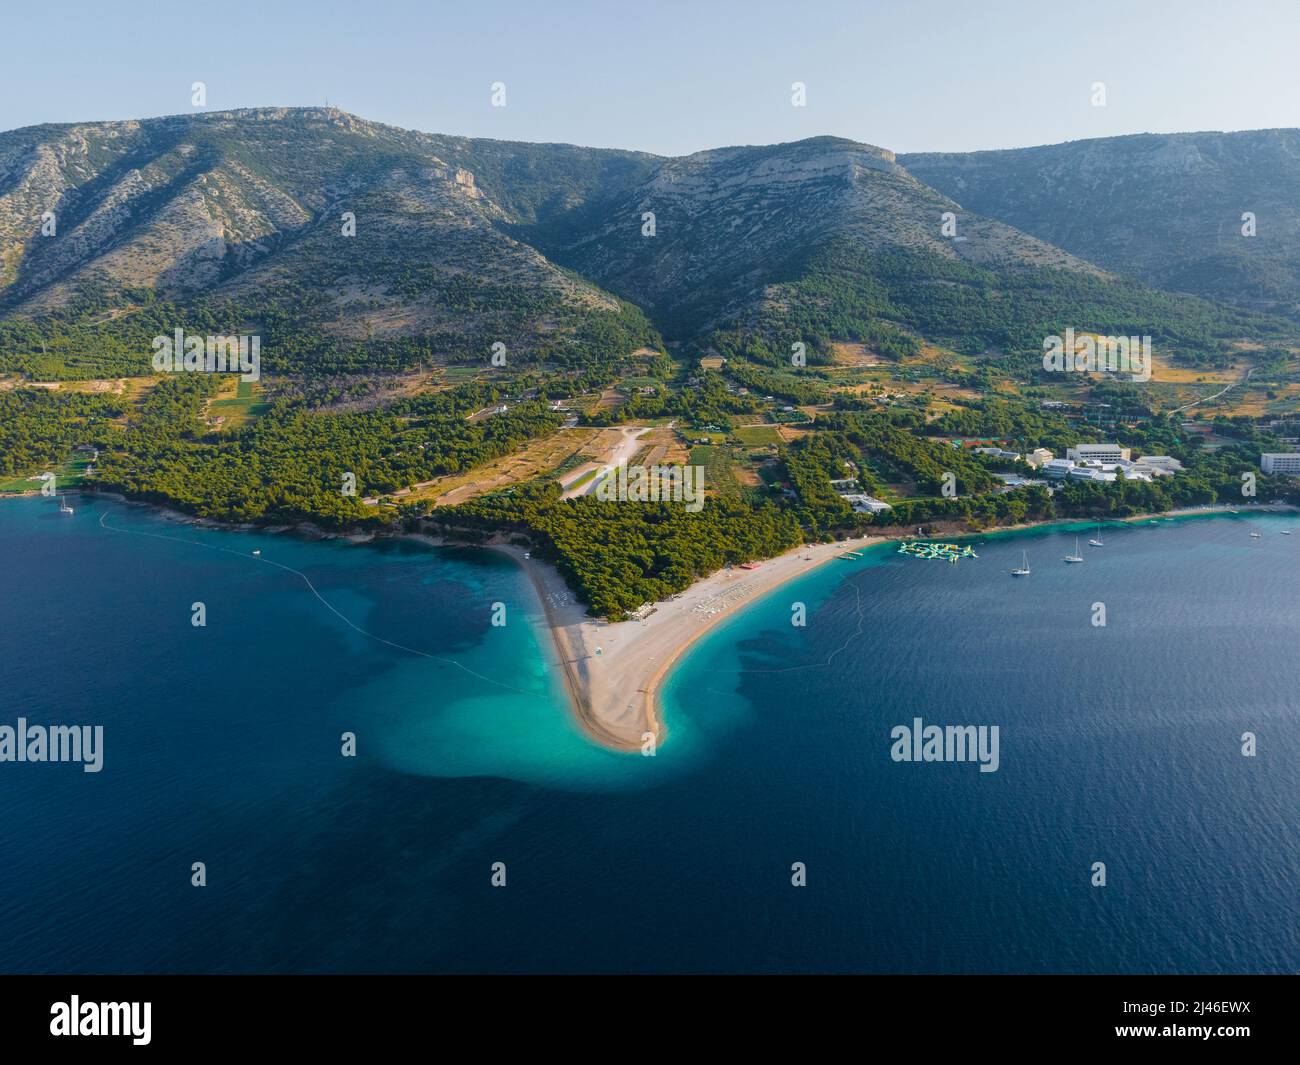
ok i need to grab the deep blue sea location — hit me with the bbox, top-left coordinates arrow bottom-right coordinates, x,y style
0,495 -> 1296,973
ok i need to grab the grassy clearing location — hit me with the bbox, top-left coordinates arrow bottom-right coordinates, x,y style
398,427 -> 603,506
207,378 -> 268,429
732,424 -> 784,446
689,444 -> 740,498
567,467 -> 601,492
0,454 -> 93,494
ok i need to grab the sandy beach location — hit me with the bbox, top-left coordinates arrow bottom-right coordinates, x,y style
491,537 -> 882,750
76,490 -> 1294,753
486,501 -> 1294,751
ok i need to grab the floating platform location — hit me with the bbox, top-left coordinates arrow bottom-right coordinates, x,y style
896,541 -> 978,562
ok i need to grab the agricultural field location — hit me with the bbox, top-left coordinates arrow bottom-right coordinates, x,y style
394,427 -> 606,506
628,424 -> 692,469
0,453 -> 94,495
206,378 -> 269,429
732,424 -> 784,447
440,365 -> 490,386
689,443 -> 742,499
828,341 -> 887,367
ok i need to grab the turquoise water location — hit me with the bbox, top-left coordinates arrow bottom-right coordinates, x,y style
0,496 -> 1296,972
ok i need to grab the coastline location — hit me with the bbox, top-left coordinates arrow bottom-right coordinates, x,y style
488,537 -> 872,751
41,489 -> 1296,751
481,501 -> 1294,751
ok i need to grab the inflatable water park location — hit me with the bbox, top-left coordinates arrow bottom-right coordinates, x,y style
896,541 -> 978,564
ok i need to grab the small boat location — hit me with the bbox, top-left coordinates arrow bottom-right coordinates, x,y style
1088,525 -> 1104,547
252,549 -> 261,556
58,494 -> 74,515
1282,531 -> 1292,536
1250,531 -> 1262,539
1011,549 -> 1030,577
1063,537 -> 1084,563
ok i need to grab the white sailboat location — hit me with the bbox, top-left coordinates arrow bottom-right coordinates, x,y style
1088,525 -> 1104,547
1011,549 -> 1030,576
1063,537 -> 1083,563
58,494 -> 74,515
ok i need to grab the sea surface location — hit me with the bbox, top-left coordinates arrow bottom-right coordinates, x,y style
0,495 -> 1296,973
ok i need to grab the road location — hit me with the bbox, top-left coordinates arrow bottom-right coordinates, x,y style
558,425 -> 651,499
1168,367 -> 1253,416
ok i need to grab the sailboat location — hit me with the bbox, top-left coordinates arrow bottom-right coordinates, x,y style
58,494 -> 74,515
1063,537 -> 1084,563
1088,525 -> 1104,547
1011,549 -> 1030,576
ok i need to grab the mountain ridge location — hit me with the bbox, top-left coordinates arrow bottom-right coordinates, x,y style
0,109 -> 1292,380
901,128 -> 1300,319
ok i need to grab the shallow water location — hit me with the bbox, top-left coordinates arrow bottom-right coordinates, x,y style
0,497 -> 1295,972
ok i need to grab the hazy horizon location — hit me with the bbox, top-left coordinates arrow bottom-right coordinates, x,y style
4,0 -> 1297,156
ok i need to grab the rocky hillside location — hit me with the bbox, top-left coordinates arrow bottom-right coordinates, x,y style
0,108 -> 659,376
541,136 -> 1105,339
534,135 -> 1270,365
0,110 -> 1287,379
902,130 -> 1300,319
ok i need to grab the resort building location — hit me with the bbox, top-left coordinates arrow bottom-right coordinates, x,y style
1134,455 -> 1183,473
1042,459 -> 1076,480
1067,466 -> 1116,483
1261,453 -> 1300,475
994,473 -> 1047,490
1066,443 -> 1131,463
842,494 -> 893,515
1024,448 -> 1054,468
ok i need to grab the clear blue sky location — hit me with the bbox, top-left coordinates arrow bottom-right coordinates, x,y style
3,0 -> 1296,156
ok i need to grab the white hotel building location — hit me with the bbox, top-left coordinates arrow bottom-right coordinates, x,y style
1261,453 -> 1300,476
1066,443 -> 1131,463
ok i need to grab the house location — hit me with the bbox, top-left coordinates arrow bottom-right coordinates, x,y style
842,494 -> 893,514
